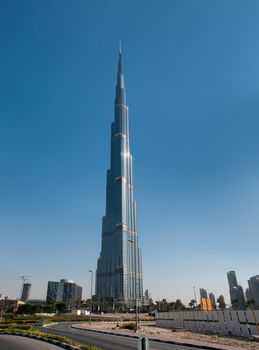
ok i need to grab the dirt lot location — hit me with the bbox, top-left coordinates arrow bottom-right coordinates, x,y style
78,320 -> 259,350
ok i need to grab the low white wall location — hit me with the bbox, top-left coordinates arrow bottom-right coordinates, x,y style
156,310 -> 259,338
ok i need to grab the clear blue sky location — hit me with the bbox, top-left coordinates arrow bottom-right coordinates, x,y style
1,0 -> 259,304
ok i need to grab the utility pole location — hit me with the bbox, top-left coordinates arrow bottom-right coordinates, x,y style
89,270 -> 93,325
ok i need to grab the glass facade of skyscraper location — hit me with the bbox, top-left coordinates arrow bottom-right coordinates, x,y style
96,50 -> 143,306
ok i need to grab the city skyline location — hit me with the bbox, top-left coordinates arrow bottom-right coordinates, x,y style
0,0 -> 259,304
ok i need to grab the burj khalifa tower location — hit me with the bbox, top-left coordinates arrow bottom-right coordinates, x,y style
96,48 -> 143,306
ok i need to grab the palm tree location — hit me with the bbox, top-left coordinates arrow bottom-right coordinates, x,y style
161,298 -> 168,311
250,299 -> 255,310
168,301 -> 176,310
231,299 -> 238,309
175,299 -> 185,311
217,297 -> 226,311
188,299 -> 196,309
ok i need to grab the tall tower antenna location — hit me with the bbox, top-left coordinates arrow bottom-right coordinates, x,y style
119,40 -> 122,53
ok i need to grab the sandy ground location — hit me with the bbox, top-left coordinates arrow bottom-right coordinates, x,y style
75,321 -> 259,350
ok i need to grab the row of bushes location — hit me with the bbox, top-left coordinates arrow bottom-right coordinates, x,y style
0,318 -> 41,330
0,324 -> 32,330
0,319 -> 39,324
120,322 -> 137,331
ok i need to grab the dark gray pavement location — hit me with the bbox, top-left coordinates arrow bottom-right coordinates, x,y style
0,334 -> 65,350
41,322 -> 209,350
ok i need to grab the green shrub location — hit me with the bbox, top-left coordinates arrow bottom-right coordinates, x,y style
120,322 -> 136,331
0,321 -> 37,330
10,324 -> 31,330
0,319 -> 38,324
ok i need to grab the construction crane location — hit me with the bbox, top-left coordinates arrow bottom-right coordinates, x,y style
19,275 -> 31,284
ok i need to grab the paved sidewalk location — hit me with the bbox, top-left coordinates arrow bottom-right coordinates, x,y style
71,323 -> 249,350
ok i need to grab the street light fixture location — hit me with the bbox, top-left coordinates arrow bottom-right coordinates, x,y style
134,238 -> 138,332
0,294 -> 6,320
89,270 -> 93,325
129,238 -> 139,332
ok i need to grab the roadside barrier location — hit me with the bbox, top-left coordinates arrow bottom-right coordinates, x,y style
156,310 -> 259,338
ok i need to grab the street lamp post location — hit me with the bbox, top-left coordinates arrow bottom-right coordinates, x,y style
0,294 -> 5,320
112,270 -> 115,313
89,270 -> 93,325
135,291 -> 138,332
134,237 -> 138,332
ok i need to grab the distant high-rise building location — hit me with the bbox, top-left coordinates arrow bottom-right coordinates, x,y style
227,271 -> 238,289
248,275 -> 259,308
46,279 -> 82,306
245,288 -> 252,303
56,279 -> 82,305
200,297 -> 213,311
209,292 -> 216,309
199,288 -> 208,299
230,286 -> 246,310
46,281 -> 59,304
227,271 -> 245,309
21,283 -> 31,302
199,288 -> 212,311
144,289 -> 151,305
95,48 -> 143,306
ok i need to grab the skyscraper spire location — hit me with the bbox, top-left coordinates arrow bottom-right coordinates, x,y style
96,49 -> 143,306
116,46 -> 125,97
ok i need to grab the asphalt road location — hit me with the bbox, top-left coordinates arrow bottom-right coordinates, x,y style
0,334 -> 65,350
41,322 -> 209,350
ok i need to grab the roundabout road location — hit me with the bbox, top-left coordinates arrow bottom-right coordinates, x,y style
40,322 -> 210,350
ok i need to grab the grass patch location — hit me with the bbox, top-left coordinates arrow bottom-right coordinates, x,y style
80,346 -> 102,350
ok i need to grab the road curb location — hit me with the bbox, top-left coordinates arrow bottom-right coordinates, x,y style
70,324 -> 235,350
0,331 -> 80,349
